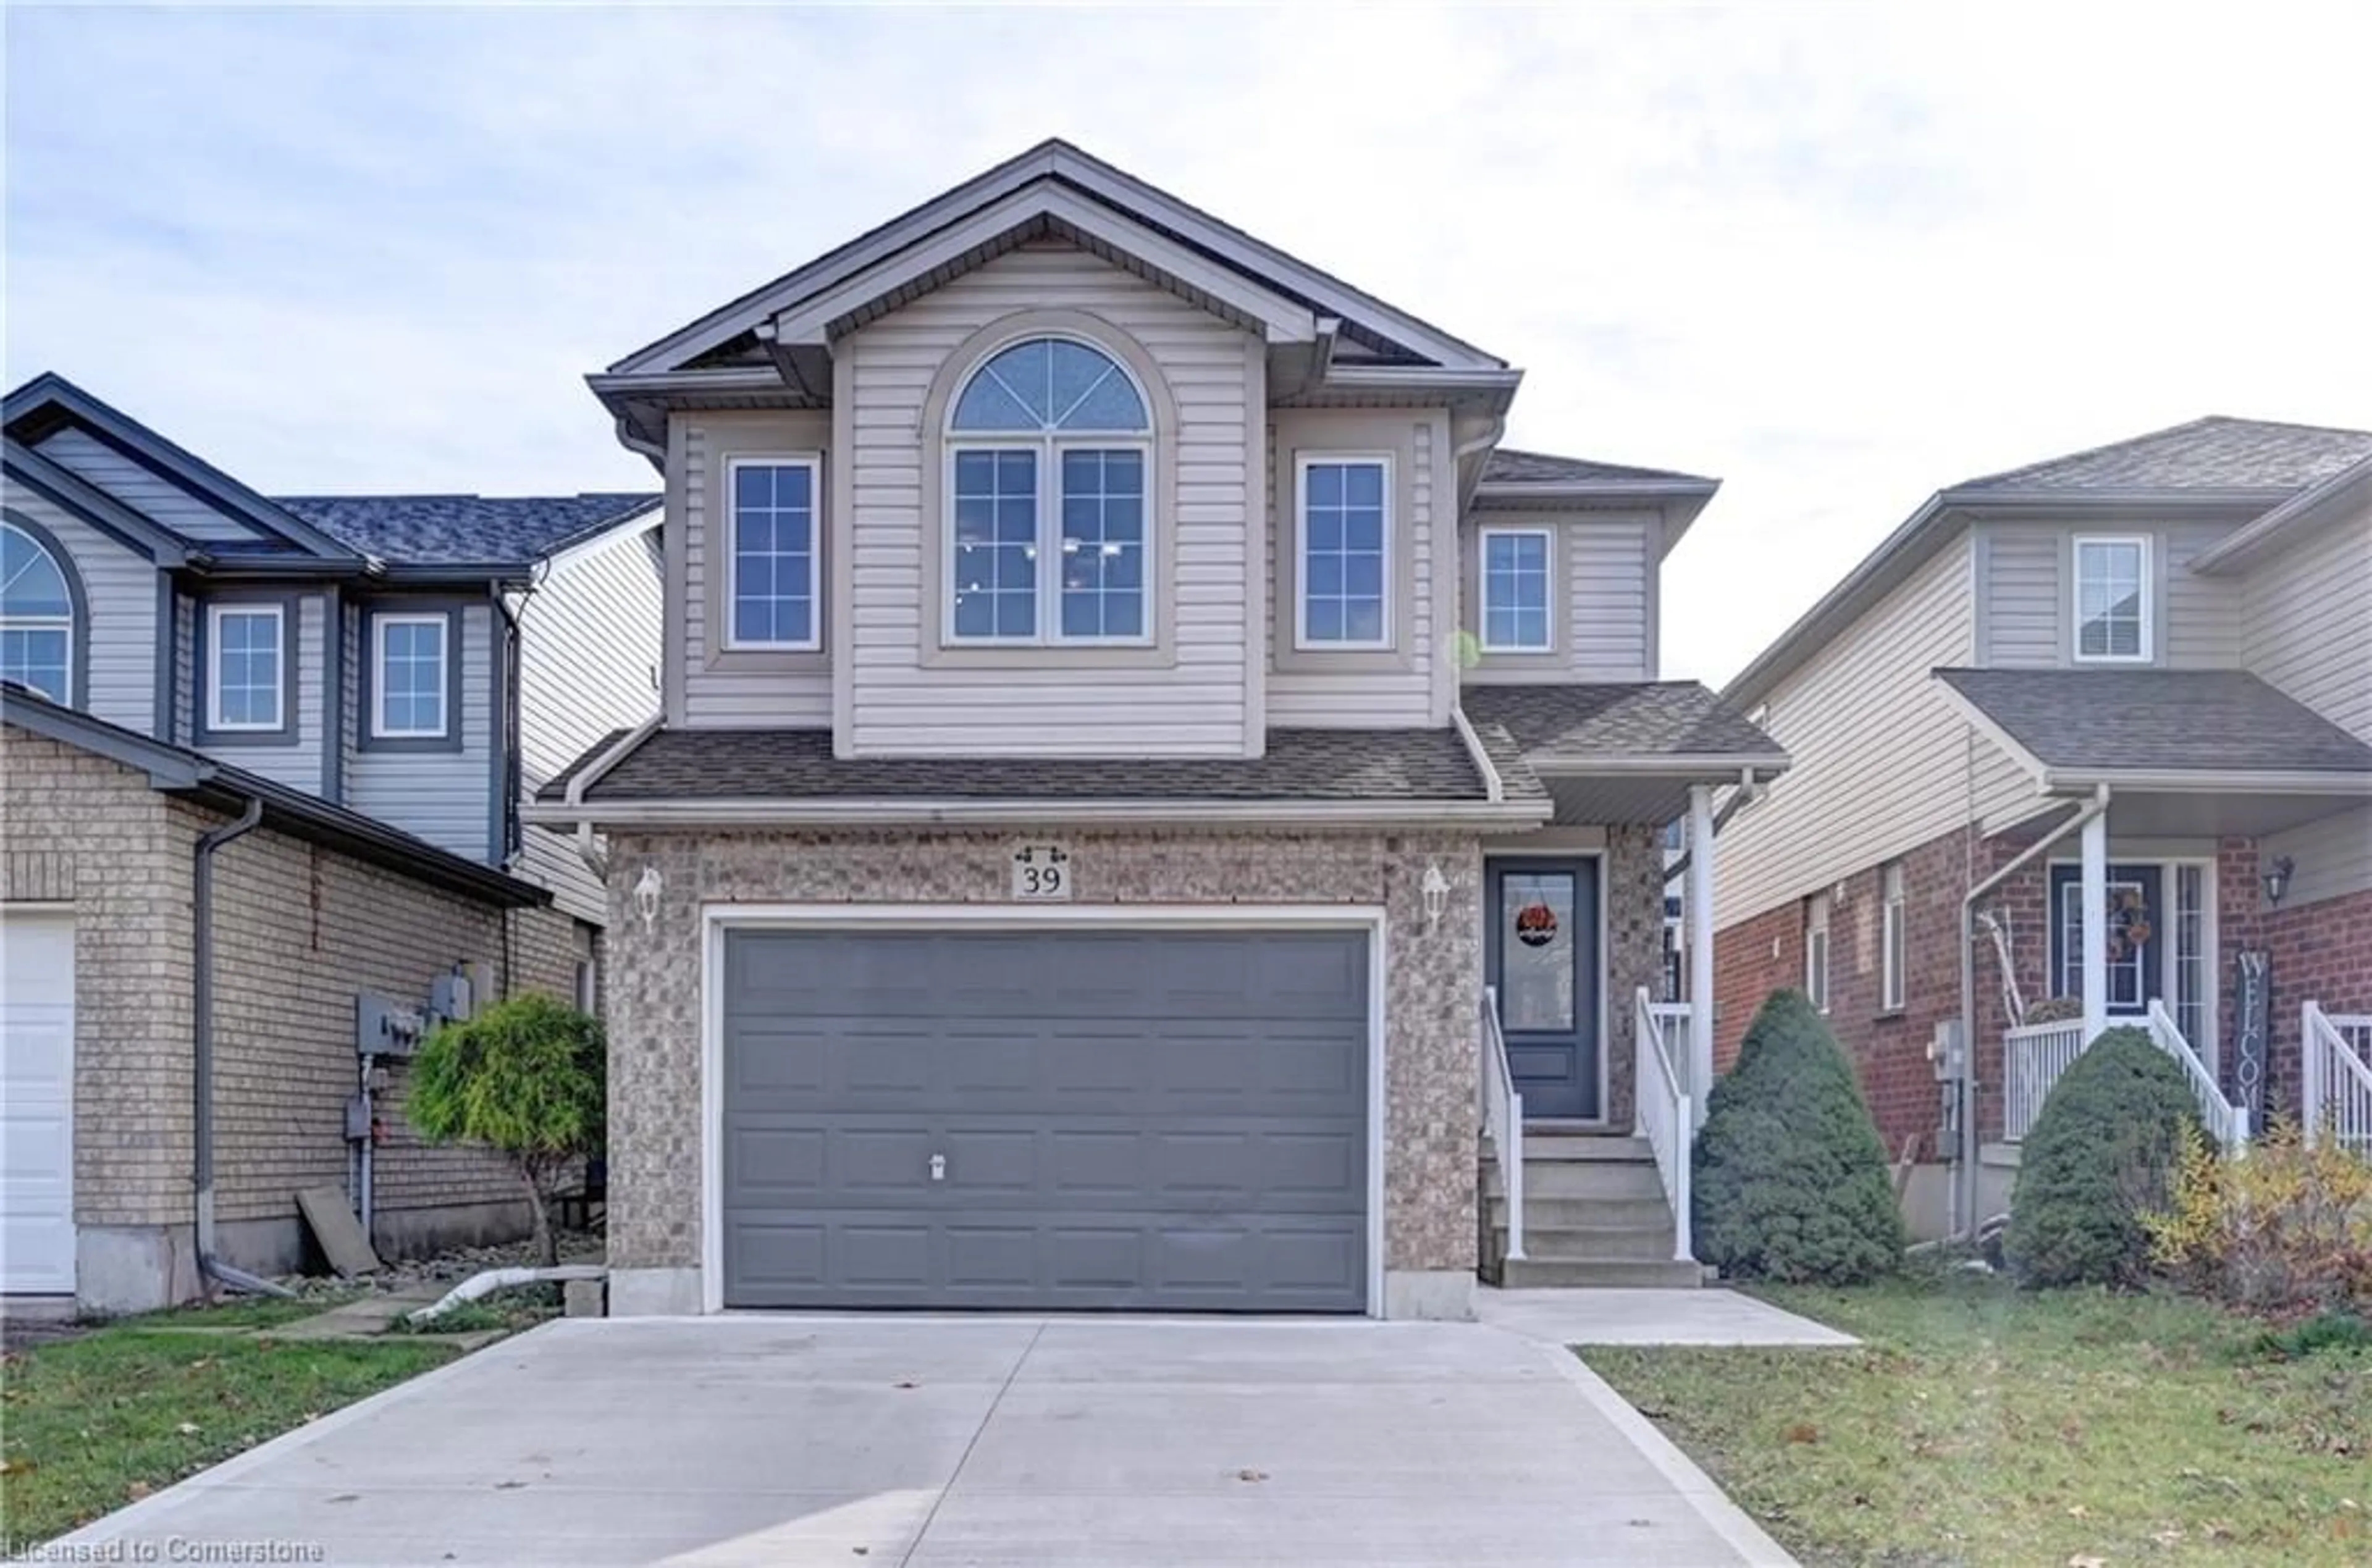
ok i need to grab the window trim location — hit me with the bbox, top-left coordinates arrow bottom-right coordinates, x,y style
0,511 -> 86,708
1880,863 -> 1907,1013
369,611 -> 451,740
1805,891 -> 1832,1013
201,599 -> 291,739
2070,533 -> 2153,665
1293,451 -> 1395,653
941,434 -> 1156,649
356,602 -> 465,755
1476,523 -> 1557,653
722,453 -> 825,654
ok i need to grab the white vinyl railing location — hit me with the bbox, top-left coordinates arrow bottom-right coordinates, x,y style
1480,985 -> 1525,1261
2303,1002 -> 2372,1158
2003,1018 -> 2085,1142
1634,988 -> 1694,1263
2147,999 -> 2250,1152
1648,1002 -> 1694,1098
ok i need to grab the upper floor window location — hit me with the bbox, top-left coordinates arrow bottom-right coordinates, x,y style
728,457 -> 820,650
944,336 -> 1150,645
1296,456 -> 1390,648
1,519 -> 75,704
206,602 -> 285,733
1479,525 -> 1554,652
372,612 -> 449,739
2072,535 -> 2151,662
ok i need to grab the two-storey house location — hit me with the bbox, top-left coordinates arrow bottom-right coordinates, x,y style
532,141 -> 1785,1320
1712,417 -> 2372,1239
0,374 -> 662,1311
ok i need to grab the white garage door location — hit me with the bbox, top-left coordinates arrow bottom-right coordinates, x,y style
1,910 -> 75,1295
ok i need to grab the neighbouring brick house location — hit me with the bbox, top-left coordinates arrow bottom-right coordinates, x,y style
533,140 -> 1784,1319
1,375 -> 662,1311
1712,417 -> 2372,1238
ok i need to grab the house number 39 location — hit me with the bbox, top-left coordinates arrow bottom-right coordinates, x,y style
1011,842 -> 1072,901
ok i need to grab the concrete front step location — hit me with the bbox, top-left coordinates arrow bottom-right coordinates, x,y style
1487,1194 -> 1676,1230
1515,1134 -> 1656,1163
1487,1162 -> 1668,1201
1509,1224 -> 1681,1262
1500,1257 -> 1705,1288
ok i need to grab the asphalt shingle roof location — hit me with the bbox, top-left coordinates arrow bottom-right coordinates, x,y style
272,492 -> 659,565
1953,417 -> 2372,495
1462,683 -> 1786,765
1935,668 -> 2372,776
1481,449 -> 1714,487
544,725 -> 1549,805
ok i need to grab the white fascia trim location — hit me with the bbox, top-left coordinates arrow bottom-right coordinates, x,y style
768,185 -> 1318,348
1449,706 -> 1504,803
563,715 -> 663,808
537,503 -> 666,576
528,795 -> 1551,829
1930,677 -> 2053,784
2188,454 -> 2372,575
2042,768 -> 2372,795
1526,752 -> 1793,778
1473,479 -> 1720,501
585,367 -> 788,398
1319,366 -> 1525,396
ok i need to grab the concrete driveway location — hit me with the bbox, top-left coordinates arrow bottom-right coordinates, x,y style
57,1315 -> 1790,1566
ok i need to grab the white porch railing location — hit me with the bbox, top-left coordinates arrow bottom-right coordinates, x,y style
2147,999 -> 2250,1152
1634,988 -> 1694,1263
1648,1002 -> 1694,1099
2303,1002 -> 2372,1158
2003,1018 -> 2085,1142
1480,985 -> 1525,1261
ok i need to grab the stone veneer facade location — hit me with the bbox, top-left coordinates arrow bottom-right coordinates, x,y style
2,727 -> 582,1310
600,824 -> 1491,1318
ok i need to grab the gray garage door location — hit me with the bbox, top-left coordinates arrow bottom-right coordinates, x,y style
720,928 -> 1369,1312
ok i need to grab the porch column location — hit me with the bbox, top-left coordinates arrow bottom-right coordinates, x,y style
2080,807 -> 2109,1043
1688,783 -> 1717,1124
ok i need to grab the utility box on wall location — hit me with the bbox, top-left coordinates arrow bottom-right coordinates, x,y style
356,994 -> 426,1057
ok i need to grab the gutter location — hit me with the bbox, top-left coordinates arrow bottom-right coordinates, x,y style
527,794 -> 1553,831
564,714 -> 663,868
191,796 -> 295,1299
1529,751 -> 1794,778
1952,785 -> 2112,1239
1449,706 -> 1505,803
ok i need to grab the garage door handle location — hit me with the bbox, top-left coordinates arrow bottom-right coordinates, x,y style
930,1154 -> 946,1182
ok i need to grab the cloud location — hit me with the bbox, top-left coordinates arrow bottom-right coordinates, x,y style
8,3 -> 2368,682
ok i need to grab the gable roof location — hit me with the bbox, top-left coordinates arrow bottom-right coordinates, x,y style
1933,667 -> 2372,782
274,493 -> 660,566
1461,683 -> 1787,772
604,140 -> 1512,388
1953,416 -> 2372,496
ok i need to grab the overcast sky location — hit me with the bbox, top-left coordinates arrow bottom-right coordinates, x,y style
8,4 -> 2368,684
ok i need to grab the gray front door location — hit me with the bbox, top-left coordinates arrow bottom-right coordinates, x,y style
1486,858 -> 1601,1121
720,928 -> 1369,1312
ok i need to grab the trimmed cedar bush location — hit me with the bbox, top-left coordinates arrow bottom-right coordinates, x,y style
1693,988 -> 1904,1284
408,994 -> 605,1266
2004,1025 -> 2202,1288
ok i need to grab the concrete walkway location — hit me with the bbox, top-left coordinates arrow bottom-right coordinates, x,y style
54,1315 -> 1794,1566
1478,1286 -> 1859,1347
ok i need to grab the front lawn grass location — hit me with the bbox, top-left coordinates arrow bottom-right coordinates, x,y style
1586,1276 -> 2370,1566
0,1319 -> 454,1543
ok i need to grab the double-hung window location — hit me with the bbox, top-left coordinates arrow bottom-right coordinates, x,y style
1479,525 -> 1554,652
2072,535 -> 2151,662
1805,892 -> 1832,1013
946,336 -> 1150,645
1,520 -> 75,704
1880,863 -> 1907,1013
206,603 -> 284,732
1296,456 -> 1390,648
372,613 -> 449,739
727,457 -> 820,650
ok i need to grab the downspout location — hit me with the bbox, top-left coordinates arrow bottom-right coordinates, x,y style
1663,771 -> 1770,886
1953,784 -> 2112,1238
1445,416 -> 1513,801
192,795 -> 295,1298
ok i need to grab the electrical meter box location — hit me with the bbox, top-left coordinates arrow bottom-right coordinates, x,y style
356,994 -> 426,1057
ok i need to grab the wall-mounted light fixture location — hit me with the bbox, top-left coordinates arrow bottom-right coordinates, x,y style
2261,855 -> 2294,909
1421,863 -> 1450,932
634,866 -> 663,931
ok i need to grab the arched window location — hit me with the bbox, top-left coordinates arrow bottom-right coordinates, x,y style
1,518 -> 77,704
945,335 -> 1151,644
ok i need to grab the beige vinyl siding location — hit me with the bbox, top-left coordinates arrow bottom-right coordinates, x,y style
679,414 -> 832,727
841,243 -> 1254,756
203,592 -> 326,796
1460,513 -> 1657,684
33,429 -> 279,548
345,601 -> 495,860
2242,500 -> 2372,742
1264,409 -> 1446,727
1715,532 -> 1978,928
1,485 -> 158,734
1980,519 -> 2244,668
516,521 -> 663,921
2263,803 -> 2372,908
